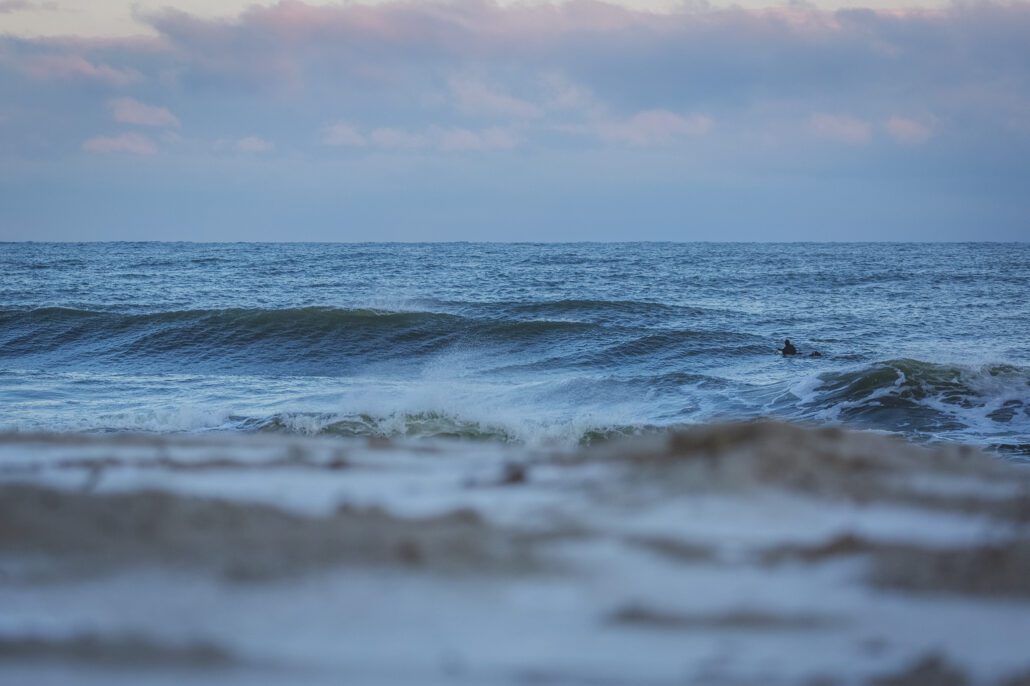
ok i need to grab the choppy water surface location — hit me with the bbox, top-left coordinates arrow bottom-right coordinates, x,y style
1,242 -> 1027,454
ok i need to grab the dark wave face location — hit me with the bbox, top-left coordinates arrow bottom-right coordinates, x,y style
0,305 -> 770,376
1,243 -> 1028,455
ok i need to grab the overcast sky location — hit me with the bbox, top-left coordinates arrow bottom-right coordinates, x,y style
1,0 -> 1027,241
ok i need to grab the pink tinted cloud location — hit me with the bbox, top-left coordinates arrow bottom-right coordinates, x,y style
229,0 -> 653,50
809,113 -> 872,144
109,97 -> 179,128
884,116 -> 934,145
82,132 -> 157,155
25,55 -> 140,87
591,110 -> 713,146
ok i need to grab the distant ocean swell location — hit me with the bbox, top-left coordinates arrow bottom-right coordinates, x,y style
0,305 -> 768,373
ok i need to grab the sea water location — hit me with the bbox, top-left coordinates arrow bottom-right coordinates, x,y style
1,242 -> 1027,454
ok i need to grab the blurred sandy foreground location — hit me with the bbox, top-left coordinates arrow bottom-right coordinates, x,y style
1,422 -> 1029,686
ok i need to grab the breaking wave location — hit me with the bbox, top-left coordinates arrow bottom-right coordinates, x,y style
234,410 -> 668,445
789,359 -> 1030,454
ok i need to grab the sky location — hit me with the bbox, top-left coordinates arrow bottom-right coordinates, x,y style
0,0 -> 1028,241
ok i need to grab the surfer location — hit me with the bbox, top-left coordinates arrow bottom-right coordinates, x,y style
779,339 -> 798,356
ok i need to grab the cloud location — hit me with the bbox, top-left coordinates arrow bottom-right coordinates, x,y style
109,97 -> 179,128
0,0 -> 60,13
0,0 -> 56,13
234,135 -> 273,153
212,135 -> 275,153
809,113 -> 872,144
588,110 -> 713,146
884,115 -> 934,145
134,2 -> 1022,107
1,1 -> 1029,241
7,1 -> 1030,151
323,123 -> 367,147
1,1 -> 1030,241
436,126 -> 519,151
367,127 -> 428,150
23,55 -> 140,86
115,1 -> 1027,144
447,76 -> 543,119
323,121 -> 519,152
82,132 -> 157,155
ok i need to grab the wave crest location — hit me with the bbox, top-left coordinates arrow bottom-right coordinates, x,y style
791,359 -> 1030,452
0,306 -> 597,373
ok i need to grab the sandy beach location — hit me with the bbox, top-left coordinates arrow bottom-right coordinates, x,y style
2,422 -> 1028,685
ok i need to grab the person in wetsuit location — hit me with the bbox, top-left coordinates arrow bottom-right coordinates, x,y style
780,339 -> 798,356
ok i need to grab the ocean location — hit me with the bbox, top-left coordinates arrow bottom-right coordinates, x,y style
2,241 -> 1027,454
